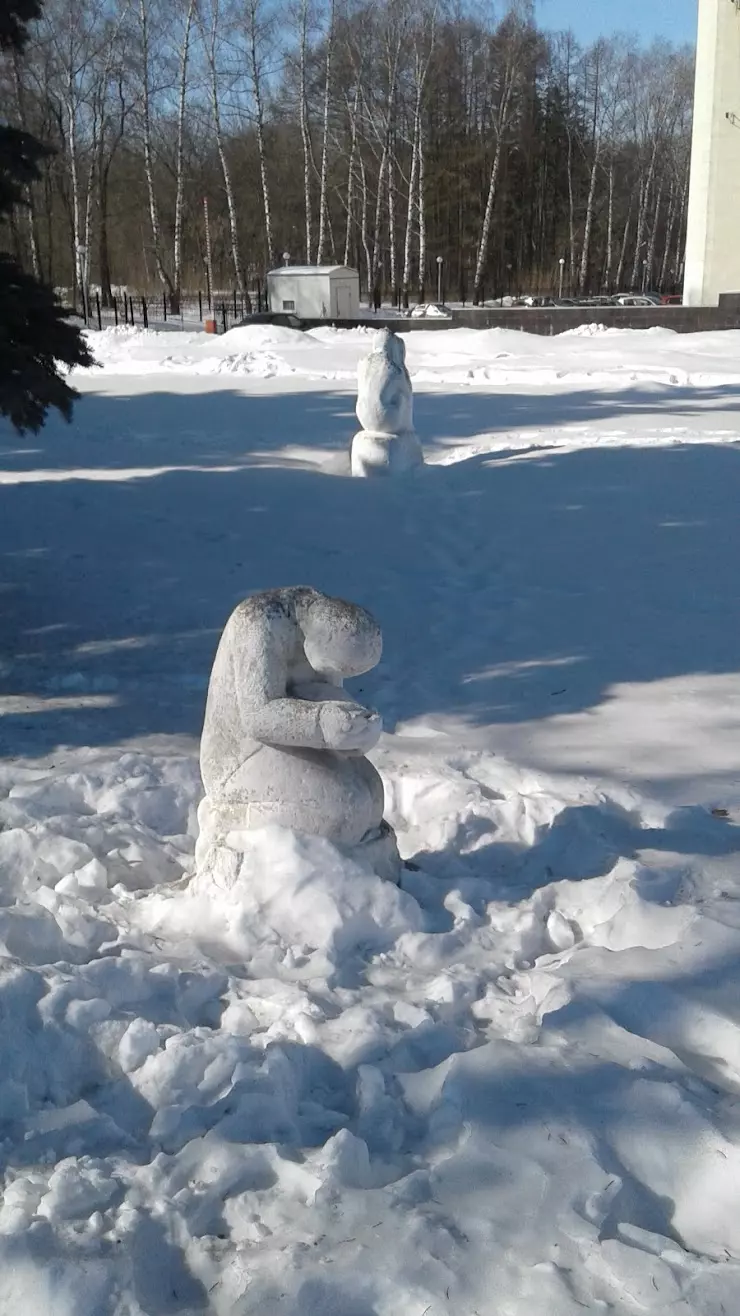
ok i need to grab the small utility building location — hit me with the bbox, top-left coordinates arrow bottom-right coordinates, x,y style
266,266 -> 360,320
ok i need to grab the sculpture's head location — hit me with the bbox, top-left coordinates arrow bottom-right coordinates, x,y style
302,594 -> 383,678
372,327 -> 406,368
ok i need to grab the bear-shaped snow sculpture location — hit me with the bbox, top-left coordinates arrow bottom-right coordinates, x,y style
196,586 -> 401,882
350,329 -> 424,477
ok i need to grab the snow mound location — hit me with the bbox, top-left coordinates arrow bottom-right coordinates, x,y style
146,826 -> 423,974
560,321 -> 612,336
217,323 -> 309,351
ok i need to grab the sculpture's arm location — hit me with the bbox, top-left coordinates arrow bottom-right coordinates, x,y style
246,696 -> 326,749
229,609 -> 377,752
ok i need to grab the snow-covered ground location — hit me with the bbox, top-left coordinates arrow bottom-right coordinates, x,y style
2,323 -> 740,1314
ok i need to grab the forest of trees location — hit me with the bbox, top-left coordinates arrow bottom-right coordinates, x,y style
0,0 -> 695,309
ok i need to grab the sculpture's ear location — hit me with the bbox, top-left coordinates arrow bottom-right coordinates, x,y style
373,327 -> 391,354
378,331 -> 404,368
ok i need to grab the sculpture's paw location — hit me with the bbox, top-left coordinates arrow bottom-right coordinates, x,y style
319,700 -> 382,753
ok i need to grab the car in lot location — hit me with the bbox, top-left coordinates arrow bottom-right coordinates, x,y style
612,293 -> 661,307
410,302 -> 453,319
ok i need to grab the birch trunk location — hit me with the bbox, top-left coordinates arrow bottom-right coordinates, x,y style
630,144 -> 657,288
343,86 -> 360,267
579,154 -> 599,293
616,199 -> 632,290
204,0 -> 244,292
359,152 -> 372,305
371,147 -> 387,289
97,159 -> 113,303
67,94 -> 83,308
417,115 -> 427,300
672,164 -> 689,284
473,137 -> 503,300
404,27 -> 433,296
659,178 -> 676,290
316,0 -> 335,264
473,35 -> 521,302
299,0 -> 313,261
402,105 -> 420,292
139,0 -> 174,295
173,0 -> 196,309
645,179 -> 663,291
603,160 -> 614,291
388,150 -> 397,294
246,0 -> 274,267
566,125 -> 576,288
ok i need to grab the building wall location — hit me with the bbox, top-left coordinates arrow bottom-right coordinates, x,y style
267,272 -> 332,317
266,270 -> 360,318
684,0 -> 740,307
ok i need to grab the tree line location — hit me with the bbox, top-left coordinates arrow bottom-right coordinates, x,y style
1,0 -> 695,309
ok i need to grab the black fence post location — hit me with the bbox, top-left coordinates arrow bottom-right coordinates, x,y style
113,296 -> 118,327
198,290 -> 203,320
163,293 -> 167,322
142,297 -> 148,329
96,293 -> 102,331
221,301 -> 227,333
129,296 -> 135,326
233,288 -> 238,319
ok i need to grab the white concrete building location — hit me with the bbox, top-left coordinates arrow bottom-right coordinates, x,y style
266,266 -> 360,319
684,0 -> 740,306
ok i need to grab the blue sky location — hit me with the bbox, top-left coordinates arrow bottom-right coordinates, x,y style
536,0 -> 697,46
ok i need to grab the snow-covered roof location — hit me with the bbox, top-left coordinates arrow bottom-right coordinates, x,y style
267,265 -> 357,277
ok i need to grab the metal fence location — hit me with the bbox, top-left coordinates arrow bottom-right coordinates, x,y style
78,286 -> 268,333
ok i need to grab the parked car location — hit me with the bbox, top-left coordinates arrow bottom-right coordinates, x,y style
612,294 -> 658,307
410,303 -> 452,319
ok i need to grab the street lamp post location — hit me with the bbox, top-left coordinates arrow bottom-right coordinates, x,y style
558,257 -> 565,300
282,251 -> 291,267
642,258 -> 649,294
436,255 -> 443,305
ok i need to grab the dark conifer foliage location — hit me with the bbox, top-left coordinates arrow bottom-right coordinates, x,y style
0,0 -> 92,434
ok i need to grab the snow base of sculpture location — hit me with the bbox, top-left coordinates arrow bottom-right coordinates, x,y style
350,429 -> 424,478
196,800 -> 401,886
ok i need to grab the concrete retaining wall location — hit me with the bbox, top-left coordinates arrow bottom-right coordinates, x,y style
256,305 -> 740,336
447,306 -> 740,334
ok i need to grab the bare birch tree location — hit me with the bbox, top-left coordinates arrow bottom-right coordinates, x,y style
199,0 -> 245,293
315,0 -> 335,263
138,0 -> 175,296
243,0 -> 274,266
473,9 -> 534,302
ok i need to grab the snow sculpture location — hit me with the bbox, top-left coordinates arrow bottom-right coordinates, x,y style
350,329 -> 424,477
196,587 -> 401,882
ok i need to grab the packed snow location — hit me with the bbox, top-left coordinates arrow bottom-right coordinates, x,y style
2,322 -> 740,1314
